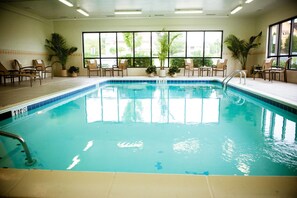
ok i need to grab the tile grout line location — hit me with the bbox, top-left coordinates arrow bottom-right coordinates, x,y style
106,172 -> 116,198
4,169 -> 29,196
205,176 -> 214,198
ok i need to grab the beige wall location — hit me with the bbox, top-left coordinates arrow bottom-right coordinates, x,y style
0,4 -> 53,69
0,1 -> 296,82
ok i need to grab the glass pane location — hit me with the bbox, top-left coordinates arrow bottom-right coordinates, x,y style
205,32 -> 222,57
291,57 -> 297,69
279,20 -> 291,55
170,32 -> 186,57
269,25 -> 279,56
135,32 -> 151,57
152,32 -> 159,57
117,32 -> 133,57
83,33 -> 99,58
101,33 -> 116,57
169,58 -> 184,67
292,18 -> 297,55
134,58 -> 151,67
187,32 -> 204,57
152,58 -> 168,67
279,57 -> 288,68
101,58 -> 116,68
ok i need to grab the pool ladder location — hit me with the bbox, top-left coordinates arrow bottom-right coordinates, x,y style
222,70 -> 246,90
0,130 -> 36,166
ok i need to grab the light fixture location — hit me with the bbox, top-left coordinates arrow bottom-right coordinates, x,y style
114,10 -> 142,15
76,8 -> 89,16
58,0 -> 73,7
245,0 -> 254,3
175,9 -> 203,14
230,5 -> 243,14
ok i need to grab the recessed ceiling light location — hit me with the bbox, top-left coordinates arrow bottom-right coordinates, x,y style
58,0 -> 73,7
114,10 -> 142,15
175,9 -> 203,14
245,0 -> 254,3
76,8 -> 89,16
230,5 -> 243,14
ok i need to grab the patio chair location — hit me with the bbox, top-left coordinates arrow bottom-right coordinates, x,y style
184,59 -> 199,76
212,59 -> 228,77
113,59 -> 128,77
0,62 -> 41,86
12,59 -> 35,73
33,59 -> 53,79
252,58 -> 274,80
86,59 -> 101,77
270,57 -> 291,82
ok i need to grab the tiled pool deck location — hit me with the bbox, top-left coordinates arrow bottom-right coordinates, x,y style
0,76 -> 297,197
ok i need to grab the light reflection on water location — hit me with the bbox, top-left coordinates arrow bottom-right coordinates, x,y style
0,82 -> 296,176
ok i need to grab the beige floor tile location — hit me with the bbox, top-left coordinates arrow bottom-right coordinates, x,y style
7,169 -> 114,198
0,168 -> 29,196
208,176 -> 297,198
109,173 -> 211,198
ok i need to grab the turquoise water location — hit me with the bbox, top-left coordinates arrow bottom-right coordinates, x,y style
0,81 -> 296,176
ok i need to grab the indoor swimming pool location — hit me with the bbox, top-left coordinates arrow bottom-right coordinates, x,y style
0,80 -> 296,176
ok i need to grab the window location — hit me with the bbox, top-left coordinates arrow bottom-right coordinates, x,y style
268,16 -> 297,69
82,30 -> 223,68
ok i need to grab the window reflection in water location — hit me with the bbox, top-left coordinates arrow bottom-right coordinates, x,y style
86,84 -> 220,124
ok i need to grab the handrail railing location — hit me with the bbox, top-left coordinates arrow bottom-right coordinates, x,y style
222,70 -> 246,90
0,130 -> 36,166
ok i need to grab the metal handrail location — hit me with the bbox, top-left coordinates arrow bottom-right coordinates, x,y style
222,70 -> 246,90
0,130 -> 36,166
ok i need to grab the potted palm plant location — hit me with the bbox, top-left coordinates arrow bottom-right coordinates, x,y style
145,65 -> 157,77
45,33 -> 78,77
224,32 -> 262,74
157,30 -> 180,77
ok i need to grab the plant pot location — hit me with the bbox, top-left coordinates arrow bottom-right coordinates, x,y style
148,73 -> 154,77
170,73 -> 177,77
71,73 -> 78,77
159,69 -> 166,77
60,69 -> 67,77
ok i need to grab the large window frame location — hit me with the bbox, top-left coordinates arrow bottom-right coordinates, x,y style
268,16 -> 297,69
82,30 -> 223,68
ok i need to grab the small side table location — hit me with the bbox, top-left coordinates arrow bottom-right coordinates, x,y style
200,66 -> 212,77
102,68 -> 113,77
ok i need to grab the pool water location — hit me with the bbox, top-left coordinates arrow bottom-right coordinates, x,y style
0,81 -> 296,176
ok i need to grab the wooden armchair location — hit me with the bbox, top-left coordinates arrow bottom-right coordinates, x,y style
212,59 -> 227,77
184,59 -> 199,76
270,57 -> 291,82
0,62 -> 41,86
33,59 -> 53,79
86,59 -> 101,77
113,59 -> 128,77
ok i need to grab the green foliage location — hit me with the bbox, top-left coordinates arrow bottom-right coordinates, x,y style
192,58 -> 213,67
68,66 -> 79,73
145,65 -> 157,74
123,33 -> 133,49
224,32 -> 262,70
134,58 -> 151,67
45,33 -> 78,70
170,58 -> 184,67
157,29 -> 181,69
285,35 -> 297,52
168,65 -> 181,76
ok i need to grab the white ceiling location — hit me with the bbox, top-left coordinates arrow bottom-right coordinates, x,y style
0,0 -> 291,20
